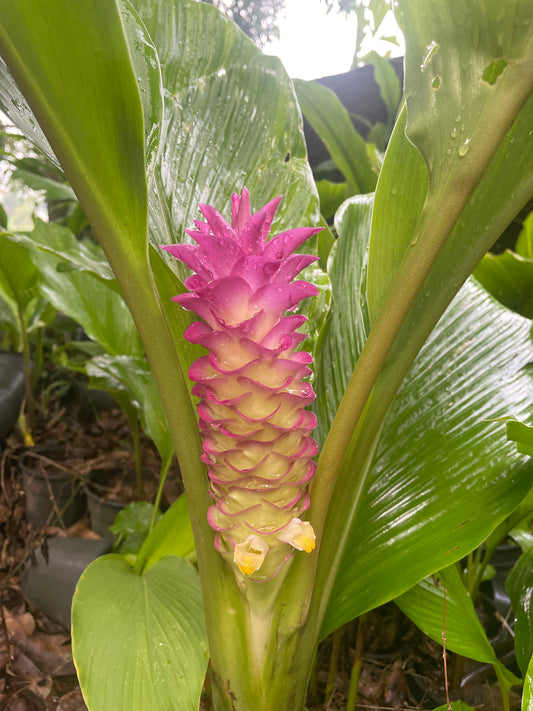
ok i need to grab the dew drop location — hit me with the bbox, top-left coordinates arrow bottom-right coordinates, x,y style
454,115 -> 461,123
264,262 -> 278,276
457,138 -> 471,157
451,127 -> 458,139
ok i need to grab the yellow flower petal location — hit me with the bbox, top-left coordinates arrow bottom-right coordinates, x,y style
233,535 -> 269,576
277,518 -> 316,553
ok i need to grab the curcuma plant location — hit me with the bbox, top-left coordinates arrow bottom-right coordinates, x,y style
0,0 -> 533,709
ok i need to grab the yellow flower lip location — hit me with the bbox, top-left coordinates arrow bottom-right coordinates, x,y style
277,518 -> 316,553
234,535 -> 269,576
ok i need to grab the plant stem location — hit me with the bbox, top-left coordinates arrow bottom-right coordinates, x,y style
17,305 -> 34,442
148,454 -> 172,533
325,627 -> 342,702
347,615 -> 366,711
130,415 -> 143,498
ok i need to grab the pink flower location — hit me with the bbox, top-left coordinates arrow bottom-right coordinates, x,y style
163,188 -> 321,580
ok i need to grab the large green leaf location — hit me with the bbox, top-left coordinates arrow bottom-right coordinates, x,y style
366,105 -> 427,321
320,276 -> 533,637
398,0 -> 533,209
313,195 -> 372,446
293,78 -> 378,194
7,221 -> 117,287
132,0 -> 318,258
12,222 -> 143,358
396,565 -> 520,686
364,0 -> 533,384
72,555 -> 208,711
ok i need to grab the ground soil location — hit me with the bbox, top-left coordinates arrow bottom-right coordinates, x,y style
0,404 -> 521,710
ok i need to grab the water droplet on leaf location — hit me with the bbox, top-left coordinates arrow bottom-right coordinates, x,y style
457,138 -> 471,157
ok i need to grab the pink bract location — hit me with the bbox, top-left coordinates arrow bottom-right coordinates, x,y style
162,188 -> 321,580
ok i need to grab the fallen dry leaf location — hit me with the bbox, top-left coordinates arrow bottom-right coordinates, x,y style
4,691 -> 45,710
4,609 -> 36,640
56,689 -> 89,711
19,633 -> 74,676
27,675 -> 52,700
8,647 -> 43,680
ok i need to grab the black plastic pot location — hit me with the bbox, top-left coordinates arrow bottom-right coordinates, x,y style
85,469 -> 129,537
21,537 -> 112,629
85,485 -> 126,537
20,446 -> 87,528
0,351 -> 25,440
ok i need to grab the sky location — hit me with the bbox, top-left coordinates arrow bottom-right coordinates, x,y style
263,0 -> 404,80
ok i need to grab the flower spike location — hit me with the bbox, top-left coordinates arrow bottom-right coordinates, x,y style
163,189 -> 322,580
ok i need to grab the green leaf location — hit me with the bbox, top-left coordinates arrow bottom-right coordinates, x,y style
142,376 -> 174,467
366,104 -> 427,322
397,565 -> 519,687
320,278 -> 533,637
474,250 -> 533,319
313,195 -> 372,446
132,0 -> 319,259
14,222 -> 143,359
85,355 -> 149,414
9,219 -> 117,286
0,0 -> 148,260
363,51 -> 401,124
0,230 -> 40,318
12,167 -> 77,202
315,180 -> 351,222
137,494 -> 196,572
517,211 -> 533,257
507,420 -> 533,457
293,78 -> 378,194
433,703 -> 476,711
523,654 -> 533,711
507,546 -> 533,675
111,501 -> 162,555
367,0 -> 533,342
72,554 -> 208,711
397,0 -> 533,207
111,502 -> 162,537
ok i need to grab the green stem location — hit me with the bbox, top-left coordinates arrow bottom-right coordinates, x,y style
494,663 -> 512,711
131,415 -> 143,498
17,304 -> 34,440
347,615 -> 366,711
325,627 -> 342,702
148,454 -> 172,534
208,570 -> 318,711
